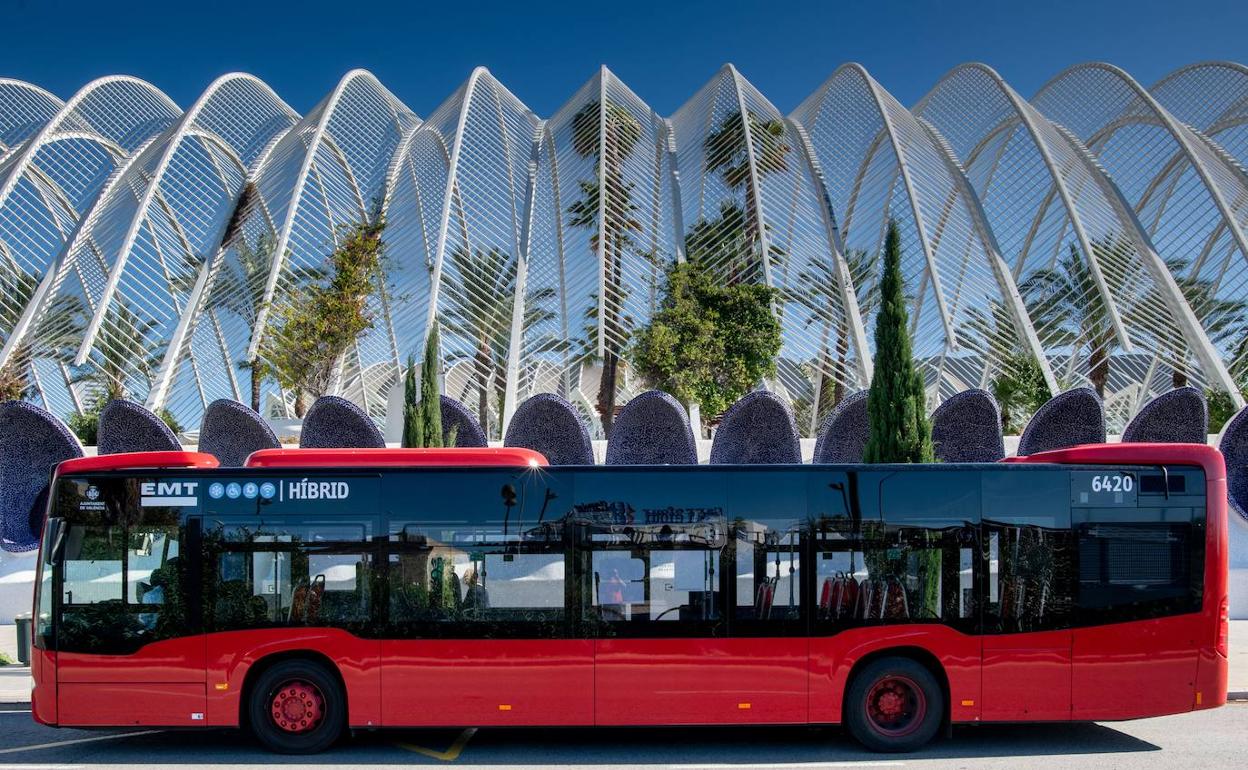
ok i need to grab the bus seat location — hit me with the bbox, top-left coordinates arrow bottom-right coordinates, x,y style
829,574 -> 859,620
818,578 -> 832,617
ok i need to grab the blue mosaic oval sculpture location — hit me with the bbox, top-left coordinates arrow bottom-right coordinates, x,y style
1122,386 -> 1208,444
97,399 -> 181,455
813,390 -> 870,464
1218,406 -> 1248,524
440,395 -> 488,448
0,401 -> 83,551
932,389 -> 1005,462
504,393 -> 593,465
605,390 -> 697,465
1017,387 -> 1105,456
299,395 -> 385,448
198,399 -> 281,466
709,390 -> 801,464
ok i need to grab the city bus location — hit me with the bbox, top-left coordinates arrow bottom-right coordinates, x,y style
30,442 -> 1228,754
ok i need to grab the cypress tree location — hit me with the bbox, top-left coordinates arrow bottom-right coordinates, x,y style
420,322 -> 444,448
401,353 -> 423,448
863,221 -> 934,464
401,321 -> 445,448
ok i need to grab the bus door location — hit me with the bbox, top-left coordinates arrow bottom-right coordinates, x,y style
980,470 -> 1073,721
53,474 -> 207,726
810,470 -> 982,723
380,469 -> 593,727
583,469 -> 807,725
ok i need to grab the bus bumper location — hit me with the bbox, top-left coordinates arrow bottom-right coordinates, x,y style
31,648 -> 56,726
1194,647 -> 1228,710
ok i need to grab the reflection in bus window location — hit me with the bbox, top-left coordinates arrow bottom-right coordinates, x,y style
59,523 -> 183,653
207,523 -> 371,630
386,521 -> 565,636
983,470 -> 1074,632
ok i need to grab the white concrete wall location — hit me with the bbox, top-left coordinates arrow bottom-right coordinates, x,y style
1232,516 -> 1248,619
0,552 -> 35,624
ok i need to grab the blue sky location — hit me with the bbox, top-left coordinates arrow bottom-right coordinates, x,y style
2,0 -> 1244,116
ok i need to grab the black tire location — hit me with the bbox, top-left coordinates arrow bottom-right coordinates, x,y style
248,659 -> 345,754
844,656 -> 943,753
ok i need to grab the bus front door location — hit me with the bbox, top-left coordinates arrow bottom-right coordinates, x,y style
54,496 -> 206,727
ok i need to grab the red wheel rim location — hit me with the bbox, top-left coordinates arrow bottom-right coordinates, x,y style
864,675 -> 926,737
269,679 -> 325,734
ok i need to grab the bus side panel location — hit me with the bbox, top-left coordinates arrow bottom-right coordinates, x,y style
808,625 -> 980,724
204,629 -> 381,728
980,630 -> 1072,720
381,639 -> 593,726
55,636 -> 206,683
1071,614 -> 1203,720
595,638 -> 808,725
31,648 -> 56,725
58,683 -> 206,726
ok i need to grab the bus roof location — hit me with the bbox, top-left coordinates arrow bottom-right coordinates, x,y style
244,447 -> 550,469
57,451 -> 221,474
1004,442 -> 1225,481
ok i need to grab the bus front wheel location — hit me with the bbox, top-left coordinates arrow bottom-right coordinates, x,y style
844,656 -> 943,752
248,659 -> 345,754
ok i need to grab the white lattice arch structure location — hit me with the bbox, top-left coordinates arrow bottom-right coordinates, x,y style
3,62 -> 1246,434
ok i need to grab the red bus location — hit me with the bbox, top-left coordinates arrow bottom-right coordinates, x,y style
30,443 -> 1228,754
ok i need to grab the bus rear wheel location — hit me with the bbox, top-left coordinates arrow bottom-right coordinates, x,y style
248,660 -> 344,754
844,656 -> 943,752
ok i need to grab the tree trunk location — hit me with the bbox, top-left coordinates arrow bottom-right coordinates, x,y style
250,363 -> 262,413
476,341 -> 492,437
597,350 -> 618,438
294,392 -> 306,418
1089,346 -> 1109,398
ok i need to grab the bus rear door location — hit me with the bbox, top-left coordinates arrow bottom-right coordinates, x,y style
979,470 -> 1073,721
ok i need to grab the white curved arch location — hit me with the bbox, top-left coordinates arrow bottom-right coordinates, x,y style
245,68 -> 400,360
72,73 -> 297,367
0,75 -> 179,214
1036,62 -> 1248,277
423,66 -> 489,342
921,63 -> 1136,358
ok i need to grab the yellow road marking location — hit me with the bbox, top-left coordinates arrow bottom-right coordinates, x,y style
395,727 -> 477,761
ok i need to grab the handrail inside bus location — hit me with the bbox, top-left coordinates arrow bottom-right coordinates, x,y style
243,447 -> 551,468
56,451 -> 221,474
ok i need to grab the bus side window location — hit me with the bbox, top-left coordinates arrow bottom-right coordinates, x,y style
729,471 -> 806,630
873,470 -> 980,626
576,470 -> 727,635
207,522 -> 371,630
58,518 -> 184,653
982,470 -> 1073,633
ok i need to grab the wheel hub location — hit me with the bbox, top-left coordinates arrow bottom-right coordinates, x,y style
865,675 -> 926,737
270,680 -> 325,733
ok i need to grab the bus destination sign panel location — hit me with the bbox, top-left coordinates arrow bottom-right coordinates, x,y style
1070,470 -> 1137,507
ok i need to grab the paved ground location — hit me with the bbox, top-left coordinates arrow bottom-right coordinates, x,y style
0,701 -> 1242,769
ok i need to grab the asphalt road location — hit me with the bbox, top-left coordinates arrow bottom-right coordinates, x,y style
0,702 -> 1244,769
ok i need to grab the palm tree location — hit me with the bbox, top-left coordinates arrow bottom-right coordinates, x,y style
702,110 -> 790,271
566,98 -> 643,438
71,300 -> 161,404
1020,240 -> 1123,397
1130,256 -> 1247,389
438,246 -> 557,436
0,266 -> 83,401
785,248 -> 878,424
956,300 -> 1049,432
